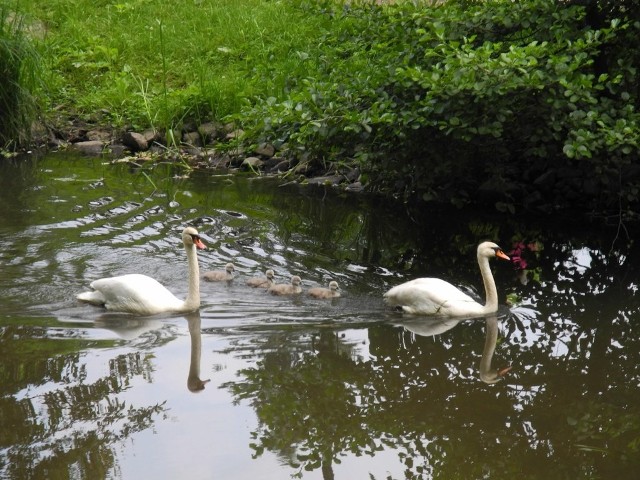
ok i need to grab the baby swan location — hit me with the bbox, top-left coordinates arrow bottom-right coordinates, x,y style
246,269 -> 275,288
268,275 -> 303,295
308,280 -> 341,299
203,262 -> 235,282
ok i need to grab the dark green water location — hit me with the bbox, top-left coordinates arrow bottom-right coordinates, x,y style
1,152 -> 639,479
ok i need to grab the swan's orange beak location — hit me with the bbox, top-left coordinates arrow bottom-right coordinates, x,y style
497,366 -> 513,376
496,249 -> 510,261
194,237 -> 206,250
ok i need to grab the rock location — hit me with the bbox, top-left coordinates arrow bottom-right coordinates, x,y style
268,159 -> 291,173
345,167 -> 360,182
72,140 -> 104,156
262,157 -> 284,171
182,121 -> 197,133
254,143 -> 275,158
209,154 -> 232,168
149,144 -> 165,155
183,146 -> 203,157
198,122 -> 222,143
242,156 -> 263,170
226,129 -> 245,140
182,131 -> 202,147
86,129 -> 111,142
158,128 -> 181,147
307,175 -> 343,186
142,129 -> 158,144
47,136 -> 65,149
345,182 -> 363,193
108,144 -> 127,157
122,131 -> 148,152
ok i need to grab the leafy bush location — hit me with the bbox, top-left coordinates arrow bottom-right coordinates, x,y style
239,0 -> 640,214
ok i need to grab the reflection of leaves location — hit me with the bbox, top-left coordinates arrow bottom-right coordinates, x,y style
227,331 -> 375,477
503,236 -> 640,475
225,286 -> 640,479
0,335 -> 166,479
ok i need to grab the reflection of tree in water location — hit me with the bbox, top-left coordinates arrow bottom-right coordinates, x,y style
0,328 -> 166,479
226,331 -> 372,479
505,239 -> 640,477
224,325 -> 519,479
225,295 -> 640,480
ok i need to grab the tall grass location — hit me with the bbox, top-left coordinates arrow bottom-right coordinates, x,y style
0,6 -> 40,149
20,0 -> 334,131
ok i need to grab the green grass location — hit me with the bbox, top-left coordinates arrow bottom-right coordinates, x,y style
0,5 -> 41,148
19,0 -> 335,131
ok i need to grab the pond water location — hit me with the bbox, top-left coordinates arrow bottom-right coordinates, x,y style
1,152 -> 639,479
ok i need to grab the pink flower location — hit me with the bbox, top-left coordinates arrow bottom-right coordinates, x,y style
508,241 -> 529,271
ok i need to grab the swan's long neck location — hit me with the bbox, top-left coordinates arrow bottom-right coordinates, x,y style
480,316 -> 500,383
182,243 -> 201,311
478,253 -> 498,313
187,312 -> 208,391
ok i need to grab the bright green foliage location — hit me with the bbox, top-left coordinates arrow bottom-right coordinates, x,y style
240,0 -> 640,213
6,0 -> 640,214
26,0 -> 334,130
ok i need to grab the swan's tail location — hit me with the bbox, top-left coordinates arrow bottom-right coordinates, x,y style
77,290 -> 106,305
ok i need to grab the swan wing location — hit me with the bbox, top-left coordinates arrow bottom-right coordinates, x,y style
82,274 -> 183,315
384,278 -> 479,316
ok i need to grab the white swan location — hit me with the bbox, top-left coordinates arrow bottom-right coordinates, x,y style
77,226 -> 206,315
383,241 -> 510,317
203,262 -> 235,282
268,275 -> 303,295
308,280 -> 341,299
246,269 -> 275,288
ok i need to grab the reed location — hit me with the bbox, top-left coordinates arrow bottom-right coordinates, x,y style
0,6 -> 41,149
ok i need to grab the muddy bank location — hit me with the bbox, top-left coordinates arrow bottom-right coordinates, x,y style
30,112 -> 364,193
22,112 -> 639,226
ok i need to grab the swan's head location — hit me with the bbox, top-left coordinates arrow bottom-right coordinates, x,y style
329,280 -> 340,291
225,263 -> 235,273
480,366 -> 513,384
478,241 -> 509,261
182,227 -> 206,250
265,269 -> 275,279
291,275 -> 302,286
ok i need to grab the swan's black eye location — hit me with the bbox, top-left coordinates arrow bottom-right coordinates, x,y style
191,234 -> 201,242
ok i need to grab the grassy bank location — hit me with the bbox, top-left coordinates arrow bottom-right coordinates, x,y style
0,5 -> 40,148
19,0 -> 334,129
4,0 -> 640,218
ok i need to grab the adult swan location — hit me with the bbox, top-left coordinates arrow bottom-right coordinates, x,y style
77,226 -> 206,315
383,241 -> 510,317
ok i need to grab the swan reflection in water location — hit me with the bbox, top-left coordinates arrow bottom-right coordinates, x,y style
479,315 -> 512,384
93,315 -> 163,340
186,311 -> 210,392
394,314 -> 512,384
89,311 -> 209,392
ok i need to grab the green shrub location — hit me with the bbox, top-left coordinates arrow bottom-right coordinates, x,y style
239,0 -> 640,213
